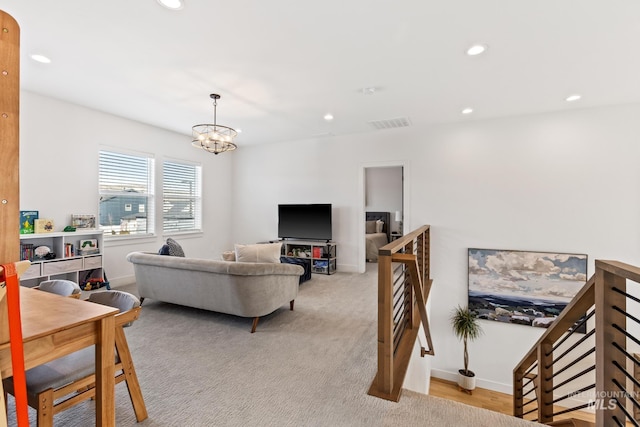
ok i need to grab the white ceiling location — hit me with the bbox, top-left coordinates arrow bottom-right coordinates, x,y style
2,0 -> 640,146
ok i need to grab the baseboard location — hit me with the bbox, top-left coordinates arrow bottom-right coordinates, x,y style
108,275 -> 136,289
430,369 -> 512,394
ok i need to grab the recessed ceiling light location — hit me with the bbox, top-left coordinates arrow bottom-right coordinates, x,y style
157,0 -> 184,10
362,87 -> 377,95
30,54 -> 51,64
236,128 -> 242,133
462,108 -> 473,115
466,44 -> 487,56
324,113 -> 334,121
565,94 -> 581,102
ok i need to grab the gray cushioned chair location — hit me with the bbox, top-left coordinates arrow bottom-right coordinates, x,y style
2,290 -> 148,426
37,279 -> 82,298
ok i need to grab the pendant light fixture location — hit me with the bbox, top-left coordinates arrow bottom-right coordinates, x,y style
191,94 -> 237,155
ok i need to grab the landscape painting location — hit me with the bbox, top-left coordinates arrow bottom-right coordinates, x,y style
468,248 -> 587,329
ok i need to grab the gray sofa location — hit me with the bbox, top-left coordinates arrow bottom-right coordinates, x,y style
126,252 -> 304,332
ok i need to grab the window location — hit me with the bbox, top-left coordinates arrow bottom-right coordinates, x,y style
162,160 -> 202,233
99,150 -> 155,236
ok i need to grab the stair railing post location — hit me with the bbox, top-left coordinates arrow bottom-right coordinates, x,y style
595,264 -> 627,425
377,252 -> 394,395
513,367 -> 525,418
538,340 -> 554,423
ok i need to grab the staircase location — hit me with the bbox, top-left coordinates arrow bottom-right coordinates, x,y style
513,260 -> 640,426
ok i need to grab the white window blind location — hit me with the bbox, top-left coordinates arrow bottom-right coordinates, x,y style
99,150 -> 155,236
162,161 -> 202,233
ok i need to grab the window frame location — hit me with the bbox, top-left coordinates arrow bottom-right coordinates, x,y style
98,148 -> 156,239
161,158 -> 203,235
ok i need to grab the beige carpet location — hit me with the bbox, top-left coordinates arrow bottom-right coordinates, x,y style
6,265 -> 543,426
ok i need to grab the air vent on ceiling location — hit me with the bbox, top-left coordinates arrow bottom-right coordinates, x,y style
367,117 -> 411,130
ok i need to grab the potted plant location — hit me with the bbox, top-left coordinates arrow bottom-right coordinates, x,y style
450,305 -> 483,392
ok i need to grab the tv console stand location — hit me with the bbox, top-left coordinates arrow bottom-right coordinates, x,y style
280,240 -> 336,275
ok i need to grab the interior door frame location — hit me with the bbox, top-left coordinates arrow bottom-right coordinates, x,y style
358,160 -> 409,273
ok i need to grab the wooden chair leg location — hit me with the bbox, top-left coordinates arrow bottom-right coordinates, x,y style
115,327 -> 148,422
290,300 -> 295,311
36,388 -> 55,427
2,382 -> 7,418
251,317 -> 259,333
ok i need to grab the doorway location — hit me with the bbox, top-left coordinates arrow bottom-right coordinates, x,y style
359,162 -> 406,273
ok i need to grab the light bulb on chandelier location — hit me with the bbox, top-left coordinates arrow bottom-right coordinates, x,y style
191,94 -> 237,155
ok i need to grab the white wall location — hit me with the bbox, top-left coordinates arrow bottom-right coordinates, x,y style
19,92 -> 234,284
230,103 -> 640,392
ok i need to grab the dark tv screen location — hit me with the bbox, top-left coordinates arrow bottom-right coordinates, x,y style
278,204 -> 332,241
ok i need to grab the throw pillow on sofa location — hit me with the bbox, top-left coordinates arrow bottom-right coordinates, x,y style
159,238 -> 185,257
234,242 -> 282,263
166,238 -> 185,257
222,251 -> 236,261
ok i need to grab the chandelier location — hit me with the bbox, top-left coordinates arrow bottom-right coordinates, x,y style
192,94 -> 237,155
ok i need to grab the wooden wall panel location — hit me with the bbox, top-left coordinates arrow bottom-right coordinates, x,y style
0,10 -> 20,265
0,10 -> 19,423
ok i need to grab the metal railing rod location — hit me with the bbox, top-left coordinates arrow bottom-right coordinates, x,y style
551,310 -> 595,353
522,397 -> 537,408
392,263 -> 404,276
612,286 -> 640,305
550,365 -> 595,391
551,329 -> 595,367
612,324 -> 640,348
392,275 -> 406,298
612,361 -> 640,391
522,387 -> 536,399
551,347 -> 595,378
611,343 -> 640,372
392,308 -> 409,335
522,377 -> 535,391
524,363 -> 538,378
612,305 -> 640,327
611,378 -> 640,413
612,398 -> 638,427
611,416 -> 624,427
522,406 -> 539,417
552,383 -> 595,405
552,402 -> 592,417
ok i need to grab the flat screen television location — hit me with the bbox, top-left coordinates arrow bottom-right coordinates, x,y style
278,204 -> 332,241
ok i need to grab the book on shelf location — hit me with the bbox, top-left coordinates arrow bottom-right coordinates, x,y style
19,210 -> 38,234
64,243 -> 75,257
20,243 -> 34,261
34,218 -> 54,233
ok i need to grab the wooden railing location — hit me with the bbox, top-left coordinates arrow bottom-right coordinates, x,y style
514,260 -> 640,426
368,225 -> 434,402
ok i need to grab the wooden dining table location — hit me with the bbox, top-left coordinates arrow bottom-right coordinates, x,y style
0,287 -> 119,426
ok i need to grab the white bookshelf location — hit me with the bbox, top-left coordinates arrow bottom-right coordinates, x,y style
19,230 -> 104,288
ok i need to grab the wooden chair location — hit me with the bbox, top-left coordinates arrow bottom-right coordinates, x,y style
36,279 -> 82,299
2,290 -> 148,426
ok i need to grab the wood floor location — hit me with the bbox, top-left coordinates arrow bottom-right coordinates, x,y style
428,377 -> 596,425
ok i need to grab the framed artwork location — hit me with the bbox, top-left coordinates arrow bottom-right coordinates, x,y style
71,214 -> 96,229
468,248 -> 587,330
